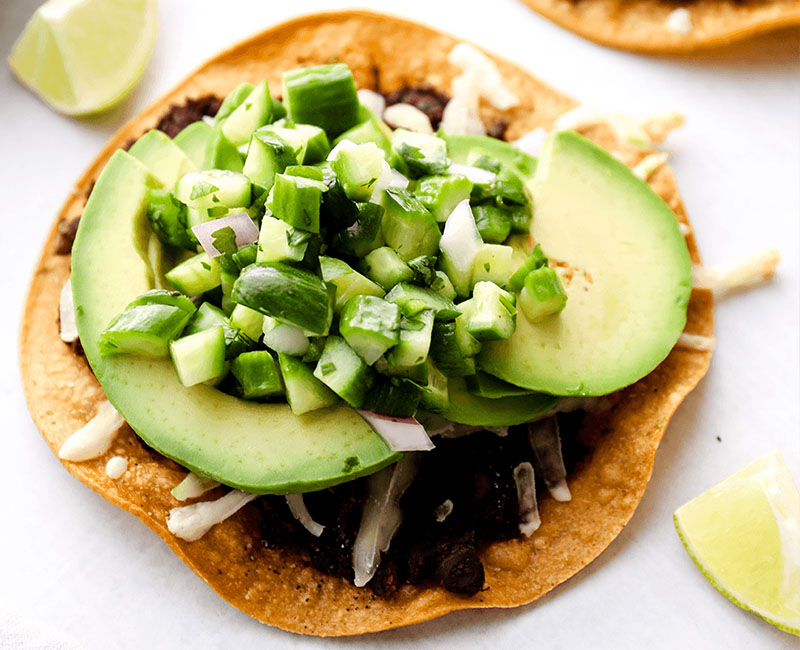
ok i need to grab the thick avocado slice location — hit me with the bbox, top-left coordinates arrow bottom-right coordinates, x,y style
479,131 -> 692,396
434,377 -> 558,426
444,134 -> 537,182
72,150 -> 399,494
128,129 -> 196,189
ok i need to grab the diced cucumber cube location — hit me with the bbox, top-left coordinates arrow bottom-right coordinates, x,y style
415,174 -> 473,222
262,316 -> 310,357
229,303 -> 264,341
170,326 -> 226,386
282,64 -> 360,137
381,187 -> 440,261
174,121 -> 214,169
256,123 -> 330,164
431,270 -> 457,301
278,353 -> 340,415
464,281 -> 517,341
519,267 -> 568,322
334,113 -> 392,157
430,320 -> 477,377
231,350 -> 283,399
203,130 -> 244,173
331,142 -> 384,201
329,202 -> 385,257
508,204 -> 532,234
384,283 -> 459,321
339,295 -> 401,365
358,247 -> 414,290
313,336 -> 374,407
319,256 -> 384,311
221,81 -> 273,146
439,200 -> 483,297
214,82 -> 254,124
166,252 -> 221,296
386,309 -> 434,369
184,302 -> 254,359
472,204 -> 512,244
419,359 -> 449,413
243,131 -> 296,191
472,243 -> 514,288
146,189 -> 194,250
284,165 -> 324,181
391,128 -> 450,177
175,170 -> 251,209
267,173 -> 326,233
508,244 -> 548,293
454,301 -> 483,356
471,166 -> 527,207
361,378 -> 422,418
256,215 -> 307,263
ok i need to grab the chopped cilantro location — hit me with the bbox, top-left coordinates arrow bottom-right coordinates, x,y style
211,226 -> 238,256
190,181 -> 219,200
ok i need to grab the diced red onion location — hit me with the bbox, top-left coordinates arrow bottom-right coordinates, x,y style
357,411 -> 434,451
352,454 -> 421,586
527,417 -> 571,502
513,461 -> 540,536
285,494 -> 325,537
447,163 -> 496,185
191,212 -> 259,258
59,278 -> 78,343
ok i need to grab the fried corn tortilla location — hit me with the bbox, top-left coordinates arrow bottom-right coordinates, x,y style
20,10 -> 713,636
521,0 -> 800,54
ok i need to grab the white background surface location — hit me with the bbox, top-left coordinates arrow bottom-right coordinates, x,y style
1,1 -> 798,648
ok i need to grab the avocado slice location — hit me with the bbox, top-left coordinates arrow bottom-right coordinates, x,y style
72,150 -> 399,494
128,129 -> 196,189
479,131 -> 691,396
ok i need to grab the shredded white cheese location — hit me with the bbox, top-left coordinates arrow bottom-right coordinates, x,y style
434,499 -> 454,523
166,490 -> 258,542
105,456 -> 128,479
632,152 -> 669,180
285,494 -> 325,537
383,103 -> 433,134
666,8 -> 693,35
440,96 -> 486,136
59,278 -> 78,343
513,128 -> 548,158
692,247 -> 781,296
448,43 -> 520,111
513,462 -> 540,536
171,472 -> 220,501
677,333 -> 716,352
356,88 -> 385,118
58,401 -> 124,462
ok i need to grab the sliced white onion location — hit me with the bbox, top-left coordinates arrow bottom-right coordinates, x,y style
383,103 -> 433,134
352,454 -> 420,586
448,43 -> 519,110
357,411 -> 434,451
676,332 -> 716,352
513,462 -> 540,536
191,212 -> 259,258
58,400 -> 124,462
326,138 -> 356,162
527,417 -> 571,502
440,96 -> 486,136
166,490 -> 258,542
447,163 -> 496,185
433,499 -> 454,523
285,494 -> 325,537
692,247 -> 780,297
440,199 -> 483,276
357,88 -> 385,118
512,128 -> 548,158
171,472 -> 221,501
59,278 -> 78,343
666,8 -> 692,35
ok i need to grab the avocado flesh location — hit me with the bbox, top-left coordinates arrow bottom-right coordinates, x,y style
128,129 -> 197,189
434,377 -> 558,427
479,131 -> 692,396
72,150 -> 399,494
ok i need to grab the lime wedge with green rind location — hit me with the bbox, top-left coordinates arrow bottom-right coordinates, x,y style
8,0 -> 157,116
674,450 -> 800,636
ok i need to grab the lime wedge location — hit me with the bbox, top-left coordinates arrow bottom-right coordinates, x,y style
7,0 -> 157,116
674,450 -> 800,636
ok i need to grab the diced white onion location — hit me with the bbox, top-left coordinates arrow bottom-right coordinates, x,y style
357,411 -> 434,451
527,417 -> 571,502
326,138 -> 356,162
383,103 -> 433,134
370,160 -> 409,202
632,152 -> 669,180
166,490 -> 258,542
285,494 -> 325,537
171,472 -> 221,501
440,96 -> 486,136
104,456 -> 128,479
433,499 -> 454,523
554,106 -> 651,149
262,316 -> 310,356
352,454 -> 420,587
666,8 -> 693,35
513,462 -> 540,536
201,115 -> 216,127
447,163 -> 496,185
58,400 -> 124,462
677,333 -> 716,352
440,200 -> 483,276
59,278 -> 78,343
512,128 -> 548,158
191,212 -> 259,258
357,88 -> 385,118
692,247 -> 780,297
448,43 -> 519,111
